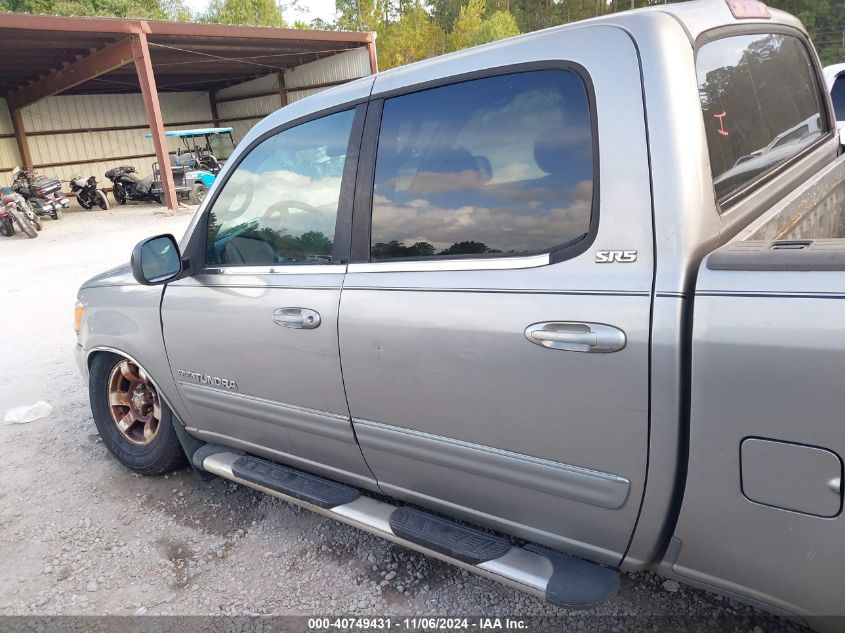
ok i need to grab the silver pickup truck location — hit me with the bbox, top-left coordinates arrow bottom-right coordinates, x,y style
74,0 -> 845,628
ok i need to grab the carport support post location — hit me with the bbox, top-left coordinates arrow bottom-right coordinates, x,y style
10,109 -> 33,171
131,31 -> 177,211
277,71 -> 288,108
209,89 -> 221,127
367,36 -> 378,74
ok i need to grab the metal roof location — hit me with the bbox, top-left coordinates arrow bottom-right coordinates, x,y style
0,13 -> 374,97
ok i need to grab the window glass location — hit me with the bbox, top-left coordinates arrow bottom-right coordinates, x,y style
208,133 -> 235,161
696,34 -> 825,203
206,109 -> 354,266
370,70 -> 593,260
831,75 -> 845,122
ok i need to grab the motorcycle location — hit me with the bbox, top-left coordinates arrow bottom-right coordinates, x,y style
104,166 -> 161,205
0,196 -> 14,237
12,168 -> 69,220
0,187 -> 39,238
69,175 -> 109,211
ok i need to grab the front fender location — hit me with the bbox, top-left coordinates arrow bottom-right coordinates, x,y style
77,283 -> 194,428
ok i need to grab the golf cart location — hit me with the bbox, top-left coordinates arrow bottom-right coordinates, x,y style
138,159 -> 213,205
147,127 -> 235,174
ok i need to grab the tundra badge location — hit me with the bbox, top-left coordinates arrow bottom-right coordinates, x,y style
177,369 -> 238,391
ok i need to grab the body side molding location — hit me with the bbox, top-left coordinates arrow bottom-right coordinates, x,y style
354,419 -> 631,509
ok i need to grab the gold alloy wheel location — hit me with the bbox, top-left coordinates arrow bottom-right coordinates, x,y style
107,360 -> 162,446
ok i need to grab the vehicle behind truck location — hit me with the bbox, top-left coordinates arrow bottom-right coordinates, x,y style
74,1 -> 844,630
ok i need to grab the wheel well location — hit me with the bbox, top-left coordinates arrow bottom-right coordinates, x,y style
87,349 -> 116,371
86,349 -> 188,434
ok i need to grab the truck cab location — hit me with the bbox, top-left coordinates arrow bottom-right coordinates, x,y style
75,1 -> 845,629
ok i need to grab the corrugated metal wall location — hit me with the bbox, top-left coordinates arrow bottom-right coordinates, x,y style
10,92 -> 214,186
0,47 -> 371,190
216,74 -> 282,143
0,98 -> 22,178
286,47 -> 370,103
216,47 -> 371,143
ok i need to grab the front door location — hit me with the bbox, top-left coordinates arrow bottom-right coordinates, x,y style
162,105 -> 376,489
339,27 -> 653,565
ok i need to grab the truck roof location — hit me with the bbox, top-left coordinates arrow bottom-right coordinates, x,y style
372,0 -> 804,86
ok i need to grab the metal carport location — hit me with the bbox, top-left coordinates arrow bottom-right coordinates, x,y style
0,14 -> 376,209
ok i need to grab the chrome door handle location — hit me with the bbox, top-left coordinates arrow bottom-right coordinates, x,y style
525,322 -> 626,353
272,307 -> 321,330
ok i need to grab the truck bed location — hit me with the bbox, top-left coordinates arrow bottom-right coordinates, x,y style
664,155 -> 845,628
709,154 -> 845,271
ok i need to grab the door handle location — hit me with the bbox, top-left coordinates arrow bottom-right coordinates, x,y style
272,307 -> 321,330
525,322 -> 626,353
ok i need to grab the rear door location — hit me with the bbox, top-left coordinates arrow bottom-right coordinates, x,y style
162,103 -> 377,489
339,26 -> 654,565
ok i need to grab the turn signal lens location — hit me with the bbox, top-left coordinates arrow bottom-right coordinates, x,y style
726,0 -> 771,18
74,301 -> 85,334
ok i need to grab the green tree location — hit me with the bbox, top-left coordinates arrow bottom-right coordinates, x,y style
768,0 -> 845,65
297,230 -> 333,254
473,9 -> 519,45
428,0 -> 462,31
0,0 -> 191,20
201,0 -> 286,27
446,0 -> 519,52
310,17 -> 339,29
446,0 -> 483,50
372,240 -> 435,258
440,240 -> 497,255
378,2 -> 446,69
335,0 -> 390,31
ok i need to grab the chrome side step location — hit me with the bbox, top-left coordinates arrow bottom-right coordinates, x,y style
199,449 -> 619,609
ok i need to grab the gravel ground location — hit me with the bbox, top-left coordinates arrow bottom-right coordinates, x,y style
0,205 -> 807,631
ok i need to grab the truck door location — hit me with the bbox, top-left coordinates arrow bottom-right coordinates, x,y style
339,27 -> 654,565
161,104 -> 377,489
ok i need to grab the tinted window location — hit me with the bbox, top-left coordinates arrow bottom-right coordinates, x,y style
370,70 -> 593,260
831,75 -> 845,121
697,34 -> 826,204
206,109 -> 354,266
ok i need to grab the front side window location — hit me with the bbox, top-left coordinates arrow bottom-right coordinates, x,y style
206,109 -> 354,266
697,33 -> 826,204
370,70 -> 594,261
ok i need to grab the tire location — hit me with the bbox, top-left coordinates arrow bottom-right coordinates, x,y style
78,193 -> 94,210
114,183 -> 127,205
50,207 -> 62,220
189,182 -> 207,205
13,207 -> 37,238
0,217 -> 13,236
33,216 -> 42,231
89,353 -> 187,475
96,190 -> 109,210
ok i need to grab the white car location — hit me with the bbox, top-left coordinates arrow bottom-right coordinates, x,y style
823,63 -> 845,128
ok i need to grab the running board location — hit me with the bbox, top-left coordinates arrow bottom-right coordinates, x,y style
198,449 -> 620,609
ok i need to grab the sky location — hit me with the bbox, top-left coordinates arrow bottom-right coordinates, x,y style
183,0 -> 337,24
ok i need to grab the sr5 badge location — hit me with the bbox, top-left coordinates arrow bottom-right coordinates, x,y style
595,250 -> 637,263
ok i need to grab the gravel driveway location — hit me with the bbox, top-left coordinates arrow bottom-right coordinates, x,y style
0,205 -> 806,631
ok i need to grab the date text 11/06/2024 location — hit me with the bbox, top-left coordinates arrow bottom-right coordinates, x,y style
307,618 -> 529,630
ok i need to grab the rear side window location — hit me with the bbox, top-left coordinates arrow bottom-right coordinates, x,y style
370,70 -> 594,261
697,33 -> 826,204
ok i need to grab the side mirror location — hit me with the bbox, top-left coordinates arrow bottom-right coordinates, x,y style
130,234 -> 183,285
